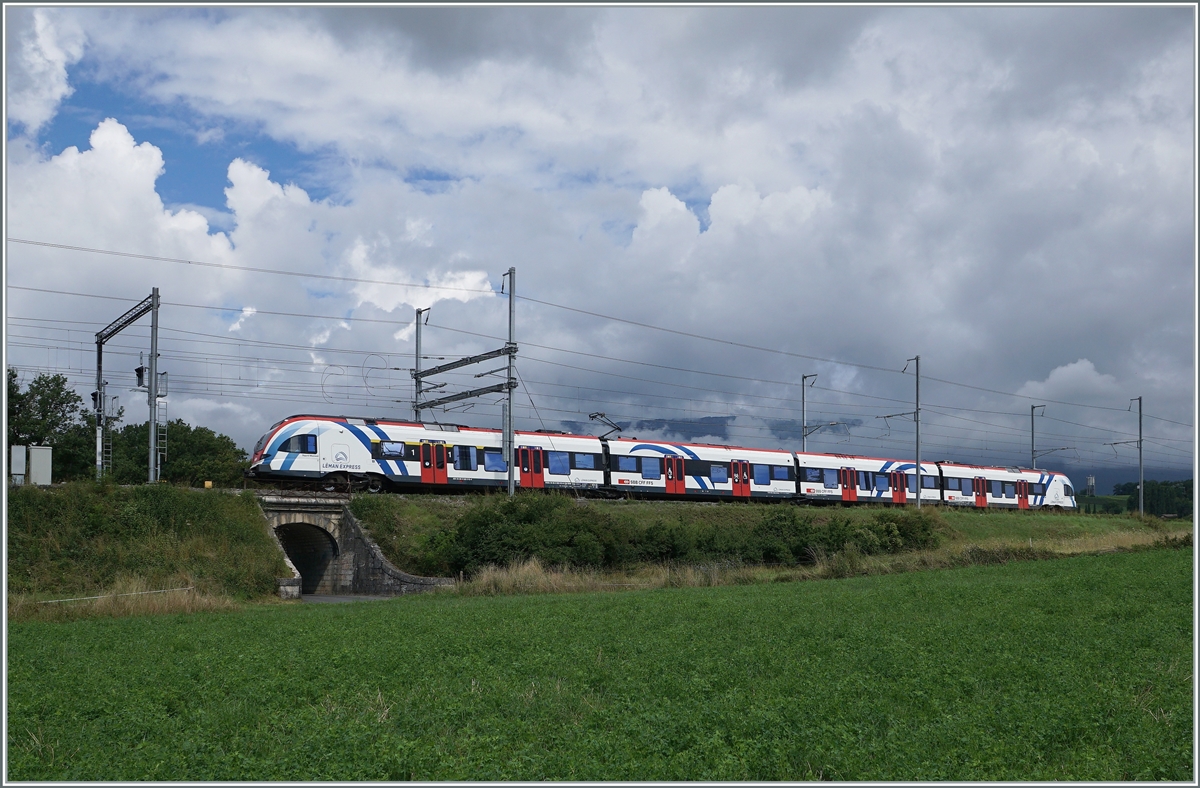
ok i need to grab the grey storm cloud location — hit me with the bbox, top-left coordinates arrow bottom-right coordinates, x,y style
643,6 -> 881,88
311,7 -> 602,73
966,6 -> 1194,119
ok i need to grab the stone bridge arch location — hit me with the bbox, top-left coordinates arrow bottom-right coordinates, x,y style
274,522 -> 339,594
257,493 -> 454,598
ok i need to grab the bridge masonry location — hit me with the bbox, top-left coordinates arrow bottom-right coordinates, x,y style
256,492 -> 454,599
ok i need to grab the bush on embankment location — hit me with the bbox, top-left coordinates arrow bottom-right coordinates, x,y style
352,492 -> 943,577
7,481 -> 288,605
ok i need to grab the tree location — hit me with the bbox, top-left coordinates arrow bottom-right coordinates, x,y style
110,418 -> 248,487
1124,479 -> 1193,518
6,368 -> 98,481
7,367 -> 248,487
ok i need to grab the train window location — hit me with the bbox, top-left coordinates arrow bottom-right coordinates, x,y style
923,476 -> 938,489
772,465 -> 791,481
1003,482 -> 1016,498
484,450 -> 507,473
453,445 -> 478,471
617,456 -> 638,473
823,469 -> 838,488
990,480 -> 1002,497
573,453 -> 595,470
906,474 -> 916,493
379,441 -> 405,459
282,435 -> 317,453
858,471 -> 870,491
875,475 -> 890,492
802,467 -> 822,483
710,464 -> 728,483
641,457 -> 661,480
1030,483 -> 1045,496
946,477 -> 960,491
547,451 -> 570,475
753,465 -> 770,485
1063,484 -> 1074,497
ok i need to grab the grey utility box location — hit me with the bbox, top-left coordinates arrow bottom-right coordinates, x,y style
28,446 -> 52,486
10,445 -> 26,485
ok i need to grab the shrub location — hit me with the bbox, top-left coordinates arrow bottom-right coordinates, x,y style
451,493 -> 626,574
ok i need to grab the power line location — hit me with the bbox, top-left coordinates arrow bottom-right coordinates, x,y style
14,237 -> 1190,425
6,237 -> 496,295
9,286 -> 413,328
13,280 -> 1194,428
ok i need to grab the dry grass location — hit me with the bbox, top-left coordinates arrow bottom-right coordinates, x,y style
448,527 -> 1193,598
7,574 -> 240,623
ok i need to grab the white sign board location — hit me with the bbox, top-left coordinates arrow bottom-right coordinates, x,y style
10,444 -> 26,485
28,445 -> 52,486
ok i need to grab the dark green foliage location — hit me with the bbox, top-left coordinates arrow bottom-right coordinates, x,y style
1078,495 -> 1127,515
6,482 -> 287,599
6,368 -> 248,486
6,368 -> 97,482
451,494 -> 635,574
1118,479 -> 1193,518
109,419 -> 248,487
348,496 -> 468,577
423,494 -> 946,577
6,549 -> 1192,780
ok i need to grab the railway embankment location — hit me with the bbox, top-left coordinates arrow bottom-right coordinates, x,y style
349,491 -> 1189,587
7,483 -> 1189,620
7,481 -> 289,620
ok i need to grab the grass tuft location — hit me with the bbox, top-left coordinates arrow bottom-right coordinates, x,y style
8,574 -> 239,623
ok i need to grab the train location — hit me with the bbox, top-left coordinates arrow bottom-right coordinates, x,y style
246,414 -> 1078,509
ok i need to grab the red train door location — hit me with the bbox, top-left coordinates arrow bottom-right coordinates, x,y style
891,471 -> 906,504
1017,480 -> 1029,510
665,456 -> 685,495
421,443 -> 433,484
421,443 -> 449,485
974,477 -> 987,508
433,443 -> 448,484
840,468 -> 857,502
519,447 -> 545,489
731,461 -> 751,498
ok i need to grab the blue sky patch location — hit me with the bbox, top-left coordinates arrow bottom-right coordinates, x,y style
404,165 -> 459,194
38,70 -> 337,213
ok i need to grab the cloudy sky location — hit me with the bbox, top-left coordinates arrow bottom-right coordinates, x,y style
4,6 -> 1195,486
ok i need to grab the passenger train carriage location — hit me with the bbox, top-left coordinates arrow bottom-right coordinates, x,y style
794,453 -> 942,505
605,438 -> 795,499
247,414 -> 1076,509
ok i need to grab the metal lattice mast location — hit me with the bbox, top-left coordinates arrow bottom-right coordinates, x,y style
1031,405 -> 1043,469
1135,396 -> 1143,515
406,269 -> 518,496
414,307 -> 429,422
506,267 -> 516,497
914,355 -> 921,509
801,374 -> 816,453
148,287 -> 159,482
94,289 -> 159,480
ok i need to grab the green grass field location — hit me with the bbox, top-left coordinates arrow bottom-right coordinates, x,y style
7,546 -> 1191,781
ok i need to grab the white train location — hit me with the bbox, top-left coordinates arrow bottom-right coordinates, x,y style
247,414 -> 1077,509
